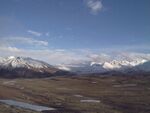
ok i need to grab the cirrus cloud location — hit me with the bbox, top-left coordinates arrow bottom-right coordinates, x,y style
0,37 -> 48,47
28,30 -> 42,37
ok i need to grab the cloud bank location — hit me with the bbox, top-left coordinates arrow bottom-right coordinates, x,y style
0,36 -> 150,65
0,36 -> 84,64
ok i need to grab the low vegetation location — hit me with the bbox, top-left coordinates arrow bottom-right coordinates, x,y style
0,75 -> 150,113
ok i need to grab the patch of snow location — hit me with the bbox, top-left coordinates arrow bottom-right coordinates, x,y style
113,84 -> 137,88
91,81 -> 97,84
57,87 -> 73,90
0,100 -> 56,111
90,62 -> 102,66
74,94 -> 83,98
80,99 -> 100,103
3,80 -> 16,85
57,64 -> 71,71
8,56 -> 15,59
0,56 -> 52,69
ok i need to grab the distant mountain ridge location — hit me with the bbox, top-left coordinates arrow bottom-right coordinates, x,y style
57,58 -> 150,74
0,55 -> 150,78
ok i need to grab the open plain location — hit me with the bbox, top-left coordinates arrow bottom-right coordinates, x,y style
0,75 -> 150,113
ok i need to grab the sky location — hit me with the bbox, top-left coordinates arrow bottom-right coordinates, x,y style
0,0 -> 150,64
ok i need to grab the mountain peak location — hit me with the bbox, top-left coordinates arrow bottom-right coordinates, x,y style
0,56 -> 69,78
0,56 -> 52,69
8,56 -> 16,59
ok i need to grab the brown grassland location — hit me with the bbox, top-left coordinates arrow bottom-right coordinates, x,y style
0,75 -> 150,113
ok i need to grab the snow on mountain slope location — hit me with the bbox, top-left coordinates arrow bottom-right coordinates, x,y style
1,54 -> 149,76
57,62 -> 106,74
102,59 -> 147,70
58,54 -> 150,74
0,56 -> 65,78
0,56 -> 52,69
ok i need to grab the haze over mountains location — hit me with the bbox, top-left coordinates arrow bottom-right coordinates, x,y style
57,52 -> 150,74
0,52 -> 150,78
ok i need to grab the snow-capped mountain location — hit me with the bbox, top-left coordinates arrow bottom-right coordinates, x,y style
0,54 -> 150,77
0,56 -> 52,69
0,56 -> 68,78
57,58 -> 149,74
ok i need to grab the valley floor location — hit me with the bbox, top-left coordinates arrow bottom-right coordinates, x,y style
0,75 -> 150,113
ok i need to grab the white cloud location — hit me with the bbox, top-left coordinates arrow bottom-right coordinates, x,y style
87,53 -> 111,62
0,37 -> 48,47
85,0 -> 103,14
0,47 -> 84,64
0,36 -> 150,65
0,46 -> 21,52
28,30 -> 42,37
0,45 -> 150,65
28,30 -> 51,37
87,52 -> 150,62
0,37 -> 83,64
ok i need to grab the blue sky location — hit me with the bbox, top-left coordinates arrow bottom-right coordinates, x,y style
0,0 -> 150,64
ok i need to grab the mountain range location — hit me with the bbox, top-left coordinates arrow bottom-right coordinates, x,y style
0,56 -> 150,78
57,57 -> 150,74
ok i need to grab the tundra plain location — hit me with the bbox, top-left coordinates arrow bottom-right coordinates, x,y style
0,75 -> 150,113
